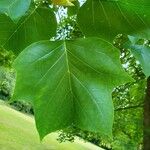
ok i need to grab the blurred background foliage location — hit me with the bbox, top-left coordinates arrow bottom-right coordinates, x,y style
0,1 -> 147,149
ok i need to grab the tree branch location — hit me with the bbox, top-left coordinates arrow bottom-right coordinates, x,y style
143,76 -> 150,150
115,103 -> 144,111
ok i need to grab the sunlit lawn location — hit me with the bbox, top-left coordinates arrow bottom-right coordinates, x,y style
0,100 -> 103,150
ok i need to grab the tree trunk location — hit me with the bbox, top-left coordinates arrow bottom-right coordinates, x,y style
144,76 -> 150,150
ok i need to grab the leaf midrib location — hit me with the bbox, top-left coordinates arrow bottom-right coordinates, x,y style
64,42 -> 104,126
64,42 -> 73,95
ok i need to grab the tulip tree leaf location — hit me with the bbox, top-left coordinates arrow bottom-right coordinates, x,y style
77,0 -> 150,41
0,14 -> 15,46
13,37 -> 132,139
1,7 -> 57,54
126,39 -> 150,77
0,0 -> 31,21
67,0 -> 80,16
51,0 -> 75,6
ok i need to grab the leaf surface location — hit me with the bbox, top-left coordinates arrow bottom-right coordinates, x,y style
0,14 -> 15,46
77,0 -> 150,41
13,37 -> 132,139
51,0 -> 75,6
1,7 -> 57,54
67,0 -> 80,16
0,0 -> 31,21
126,39 -> 150,77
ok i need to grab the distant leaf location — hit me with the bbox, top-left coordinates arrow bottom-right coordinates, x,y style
130,79 -> 146,102
51,0 -> 75,6
34,0 -> 43,2
0,0 -> 31,21
77,0 -> 150,41
13,37 -> 132,139
67,0 -> 80,16
126,39 -> 150,77
1,7 -> 57,54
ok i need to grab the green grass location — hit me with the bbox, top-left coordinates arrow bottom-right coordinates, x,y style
0,100 -> 103,150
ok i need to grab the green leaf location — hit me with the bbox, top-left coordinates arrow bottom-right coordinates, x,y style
1,7 -> 57,54
126,40 -> 150,77
0,0 -> 31,21
13,37 -> 132,139
129,79 -> 146,102
0,14 -> 15,46
77,0 -> 150,41
67,0 -> 80,16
